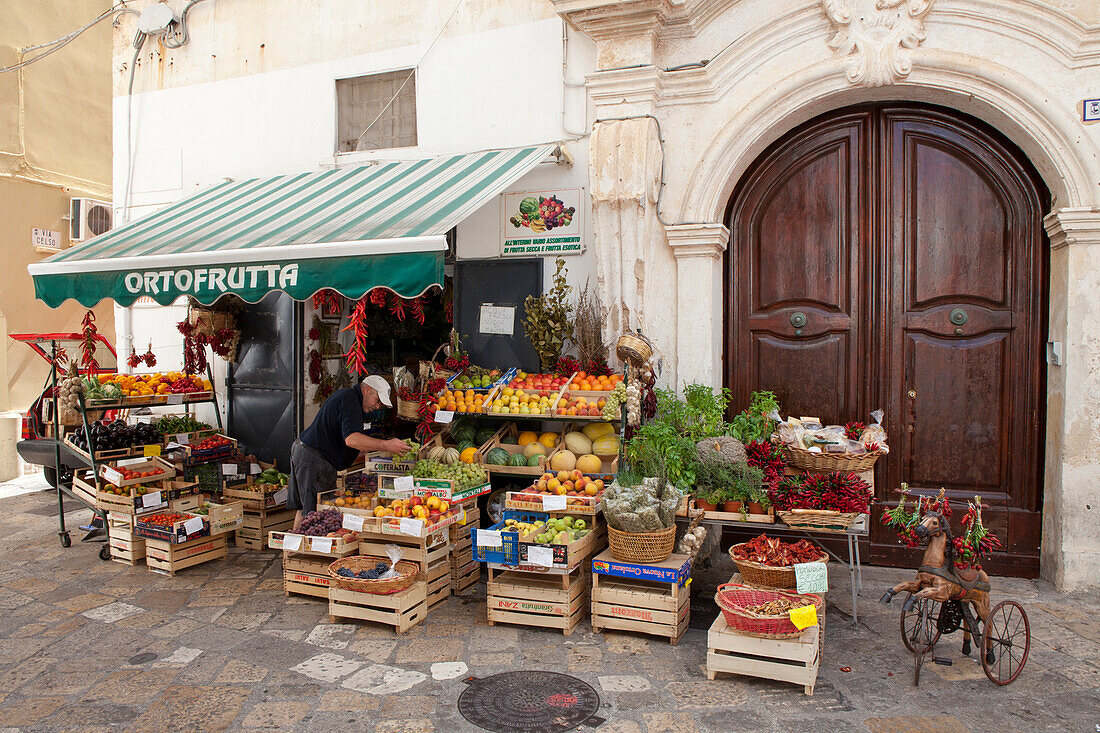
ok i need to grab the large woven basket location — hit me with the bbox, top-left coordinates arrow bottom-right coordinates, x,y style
607,523 -> 676,563
396,398 -> 421,422
777,508 -> 859,531
772,435 -> 883,472
728,543 -> 828,590
327,556 -> 419,594
715,583 -> 824,638
616,332 -> 653,366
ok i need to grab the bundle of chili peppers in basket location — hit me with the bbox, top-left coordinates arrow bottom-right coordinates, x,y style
745,440 -> 788,494
731,535 -> 825,567
881,486 -> 1001,569
770,471 -> 871,513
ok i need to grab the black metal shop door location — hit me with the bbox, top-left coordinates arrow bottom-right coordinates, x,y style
227,292 -> 302,467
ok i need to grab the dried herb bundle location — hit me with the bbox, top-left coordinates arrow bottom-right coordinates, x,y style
572,279 -> 607,367
523,257 -> 574,372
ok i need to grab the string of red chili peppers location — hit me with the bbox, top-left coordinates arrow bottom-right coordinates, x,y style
127,341 -> 157,370
342,298 -> 371,376
79,310 -> 100,376
311,288 -> 344,316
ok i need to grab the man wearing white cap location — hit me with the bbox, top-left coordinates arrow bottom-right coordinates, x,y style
288,374 -> 409,529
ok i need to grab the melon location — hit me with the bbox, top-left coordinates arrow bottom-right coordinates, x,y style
576,454 -> 604,474
517,431 -> 539,446
591,434 -> 620,457
509,453 -> 529,467
457,440 -> 475,454
500,433 -> 518,445
563,431 -> 592,455
476,427 -> 497,445
485,447 -> 511,466
549,450 -> 577,471
522,442 -> 547,458
538,431 -> 559,449
581,422 -> 616,441
526,455 -> 543,467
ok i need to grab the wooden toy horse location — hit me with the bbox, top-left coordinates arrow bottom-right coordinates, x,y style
879,510 -> 994,662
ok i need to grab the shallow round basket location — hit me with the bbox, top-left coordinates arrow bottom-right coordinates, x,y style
728,543 -> 828,590
715,583 -> 824,638
607,523 -> 676,564
772,435 -> 884,472
776,509 -> 860,531
327,557 -> 419,594
615,332 -> 653,366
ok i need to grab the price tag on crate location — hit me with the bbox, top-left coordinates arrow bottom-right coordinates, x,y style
794,562 -> 829,594
789,604 -> 819,630
173,433 -> 190,445
273,487 -> 288,505
528,545 -> 555,567
250,463 -> 262,474
394,475 -> 414,492
221,463 -> 238,476
167,394 -> 184,405
141,491 -> 163,509
434,410 -> 454,424
399,517 -> 424,536
541,494 -> 567,511
477,529 -> 502,548
143,444 -> 162,457
311,537 -> 333,553
164,442 -> 185,451
183,516 -> 204,536
342,513 -> 365,531
102,466 -> 123,485
283,533 -> 303,552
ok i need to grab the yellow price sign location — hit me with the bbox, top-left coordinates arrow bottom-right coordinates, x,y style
143,444 -> 162,457
789,604 -> 818,630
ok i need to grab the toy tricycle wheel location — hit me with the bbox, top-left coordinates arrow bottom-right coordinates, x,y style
900,594 -> 941,653
982,600 -> 1030,685
99,544 -> 112,561
59,532 -> 71,548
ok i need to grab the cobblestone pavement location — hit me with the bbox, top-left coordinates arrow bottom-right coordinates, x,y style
0,488 -> 1097,733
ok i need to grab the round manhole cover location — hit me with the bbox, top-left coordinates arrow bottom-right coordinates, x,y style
458,671 -> 601,733
128,652 -> 157,665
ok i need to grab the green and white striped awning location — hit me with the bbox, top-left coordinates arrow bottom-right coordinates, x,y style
29,144 -> 555,307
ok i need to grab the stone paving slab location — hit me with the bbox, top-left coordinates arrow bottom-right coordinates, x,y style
0,487 -> 1097,732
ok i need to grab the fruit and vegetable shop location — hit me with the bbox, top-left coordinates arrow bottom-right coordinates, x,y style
19,141 -> 966,695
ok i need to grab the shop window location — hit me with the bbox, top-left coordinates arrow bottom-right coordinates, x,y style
336,70 -> 418,152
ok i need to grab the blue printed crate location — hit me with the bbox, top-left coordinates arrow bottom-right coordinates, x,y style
471,510 -> 546,564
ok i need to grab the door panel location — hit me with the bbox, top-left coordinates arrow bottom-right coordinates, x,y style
727,103 -> 1047,576
728,113 -> 868,423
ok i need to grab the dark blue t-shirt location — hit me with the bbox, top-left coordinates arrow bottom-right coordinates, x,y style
299,384 -> 370,469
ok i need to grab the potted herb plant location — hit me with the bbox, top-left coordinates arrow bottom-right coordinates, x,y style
746,483 -> 770,516
719,485 -> 746,514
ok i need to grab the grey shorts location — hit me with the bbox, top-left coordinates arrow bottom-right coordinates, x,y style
287,439 -> 336,513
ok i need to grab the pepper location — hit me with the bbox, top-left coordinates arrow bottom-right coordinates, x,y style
341,297 -> 371,376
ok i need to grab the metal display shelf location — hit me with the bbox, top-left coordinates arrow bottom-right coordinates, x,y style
41,337 -> 223,560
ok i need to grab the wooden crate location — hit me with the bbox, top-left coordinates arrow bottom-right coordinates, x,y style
236,507 -> 296,549
99,456 -> 176,487
224,481 -> 287,511
591,574 -> 690,645
145,534 -> 228,576
451,559 -> 479,594
269,531 -> 358,558
486,567 -> 589,636
107,516 -> 145,566
358,529 -> 449,571
706,614 -> 821,695
427,555 -> 452,610
328,581 -> 428,633
448,504 -> 481,542
283,552 -> 334,600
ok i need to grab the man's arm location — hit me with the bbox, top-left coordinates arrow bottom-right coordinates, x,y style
345,433 -> 410,455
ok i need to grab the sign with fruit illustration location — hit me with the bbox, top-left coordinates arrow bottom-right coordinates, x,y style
501,188 -> 584,257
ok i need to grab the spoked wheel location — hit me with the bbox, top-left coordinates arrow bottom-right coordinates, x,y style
900,594 -> 942,653
981,600 -> 1030,685
911,603 -> 933,686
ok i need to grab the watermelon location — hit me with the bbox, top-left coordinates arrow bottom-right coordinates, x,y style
526,455 -> 542,467
476,428 -> 497,445
500,433 -> 518,445
452,424 -> 477,445
457,440 -> 476,454
509,453 -> 528,467
485,447 -> 511,466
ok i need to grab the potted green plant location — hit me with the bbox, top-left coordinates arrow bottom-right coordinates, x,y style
718,484 -> 746,514
746,483 -> 770,516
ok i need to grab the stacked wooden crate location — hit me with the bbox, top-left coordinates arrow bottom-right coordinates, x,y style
589,550 -> 692,644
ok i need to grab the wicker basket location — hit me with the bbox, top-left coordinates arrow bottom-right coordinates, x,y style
715,583 -> 824,639
777,509 -> 860,531
396,398 -> 421,422
772,435 -> 884,472
728,543 -> 828,590
327,556 -> 420,594
616,332 -> 653,366
607,523 -> 676,563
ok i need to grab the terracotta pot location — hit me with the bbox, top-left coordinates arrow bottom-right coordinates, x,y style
694,498 -> 718,511
721,500 -> 744,513
746,501 -> 766,515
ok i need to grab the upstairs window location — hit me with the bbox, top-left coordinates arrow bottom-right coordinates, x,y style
336,70 -> 418,152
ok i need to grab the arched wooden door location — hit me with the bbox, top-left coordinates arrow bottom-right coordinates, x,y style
725,104 -> 1048,576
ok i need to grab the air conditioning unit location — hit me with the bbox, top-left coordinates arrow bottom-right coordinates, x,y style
70,198 -> 114,243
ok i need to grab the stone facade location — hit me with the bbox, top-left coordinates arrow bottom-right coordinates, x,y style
553,0 -> 1100,590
